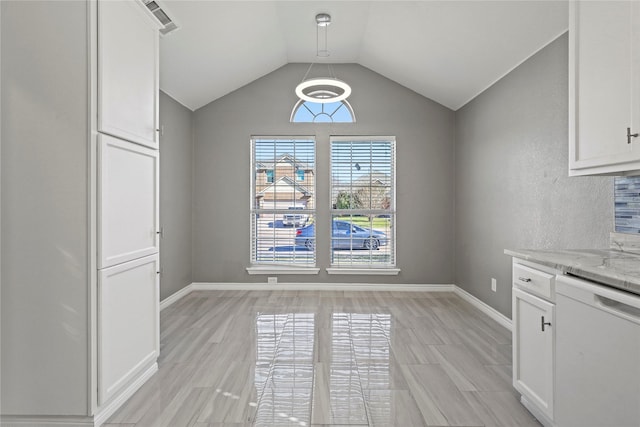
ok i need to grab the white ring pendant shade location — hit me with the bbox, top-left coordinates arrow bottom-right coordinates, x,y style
295,78 -> 352,104
295,13 -> 352,104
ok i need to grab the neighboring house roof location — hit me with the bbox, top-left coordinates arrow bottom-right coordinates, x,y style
334,172 -> 390,188
256,176 -> 312,198
354,171 -> 390,186
256,153 -> 313,171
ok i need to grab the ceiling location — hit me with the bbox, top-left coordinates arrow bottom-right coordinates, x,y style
159,1 -> 568,112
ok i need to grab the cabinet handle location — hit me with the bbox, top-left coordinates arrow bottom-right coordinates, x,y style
627,127 -> 638,144
518,277 -> 532,283
541,316 -> 552,332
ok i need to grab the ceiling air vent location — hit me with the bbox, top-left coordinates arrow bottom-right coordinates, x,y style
141,0 -> 179,36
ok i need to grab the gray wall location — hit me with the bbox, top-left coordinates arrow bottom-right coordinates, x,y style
159,92 -> 193,300
1,1 -> 90,414
193,63 -> 455,284
454,33 -> 613,317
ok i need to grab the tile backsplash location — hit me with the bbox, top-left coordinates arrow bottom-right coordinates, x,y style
615,176 -> 640,234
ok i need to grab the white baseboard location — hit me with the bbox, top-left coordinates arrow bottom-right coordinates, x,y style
520,396 -> 554,427
0,417 -> 95,427
191,282 -> 455,292
159,284 -> 194,311
160,282 -> 512,332
453,286 -> 512,331
93,362 -> 158,427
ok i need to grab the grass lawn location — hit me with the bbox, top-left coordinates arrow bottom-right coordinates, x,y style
334,216 -> 390,229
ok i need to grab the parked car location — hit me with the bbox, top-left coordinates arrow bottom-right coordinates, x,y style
295,220 -> 387,250
283,206 -> 308,227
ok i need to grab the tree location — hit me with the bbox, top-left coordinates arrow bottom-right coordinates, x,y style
356,185 -> 388,210
335,191 -> 362,209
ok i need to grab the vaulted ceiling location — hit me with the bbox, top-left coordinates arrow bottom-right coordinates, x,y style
159,1 -> 568,111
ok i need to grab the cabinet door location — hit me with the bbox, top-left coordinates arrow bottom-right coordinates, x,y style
98,254 -> 159,405
569,1 -> 640,175
98,0 -> 159,149
512,288 -> 554,420
98,134 -> 159,269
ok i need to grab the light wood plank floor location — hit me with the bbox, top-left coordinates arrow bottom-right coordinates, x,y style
105,291 -> 540,427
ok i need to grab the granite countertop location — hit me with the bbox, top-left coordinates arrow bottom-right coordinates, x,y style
505,247 -> 640,296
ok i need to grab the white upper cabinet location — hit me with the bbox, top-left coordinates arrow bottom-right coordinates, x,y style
569,1 -> 640,176
98,134 -> 159,269
98,0 -> 159,149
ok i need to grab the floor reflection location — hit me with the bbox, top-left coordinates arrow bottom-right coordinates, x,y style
253,311 -> 391,426
255,313 -> 315,426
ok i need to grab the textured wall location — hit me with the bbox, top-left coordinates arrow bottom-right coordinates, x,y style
455,33 -> 614,317
159,92 -> 193,300
192,63 -> 455,284
1,1 -> 90,414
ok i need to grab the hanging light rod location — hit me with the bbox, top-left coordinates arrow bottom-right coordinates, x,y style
295,13 -> 352,104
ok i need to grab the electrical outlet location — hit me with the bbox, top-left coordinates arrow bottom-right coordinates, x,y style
268,276 -> 277,285
491,278 -> 497,292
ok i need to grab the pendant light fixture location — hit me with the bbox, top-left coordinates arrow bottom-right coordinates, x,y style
295,13 -> 352,104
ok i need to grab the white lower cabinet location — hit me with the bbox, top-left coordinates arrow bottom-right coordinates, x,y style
513,288 -> 555,422
98,254 -> 159,406
511,259 -> 556,426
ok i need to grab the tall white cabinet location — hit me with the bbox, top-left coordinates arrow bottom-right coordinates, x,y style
0,1 -> 161,425
95,0 -> 161,417
569,1 -> 640,176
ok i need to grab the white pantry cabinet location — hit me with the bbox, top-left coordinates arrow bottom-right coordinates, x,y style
511,259 -> 557,426
569,1 -> 640,176
98,0 -> 159,149
98,134 -> 159,269
98,254 -> 160,406
93,0 -> 161,422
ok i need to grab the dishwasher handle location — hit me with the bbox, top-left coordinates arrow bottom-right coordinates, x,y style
594,294 -> 640,324
557,274 -> 640,325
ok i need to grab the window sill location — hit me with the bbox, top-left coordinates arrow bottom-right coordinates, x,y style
246,266 -> 320,275
326,268 -> 401,276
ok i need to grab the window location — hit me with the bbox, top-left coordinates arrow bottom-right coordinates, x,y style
330,137 -> 395,268
296,169 -> 305,181
291,100 -> 355,123
266,169 -> 274,183
251,138 -> 315,266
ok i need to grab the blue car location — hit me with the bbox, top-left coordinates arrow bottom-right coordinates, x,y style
295,220 -> 387,250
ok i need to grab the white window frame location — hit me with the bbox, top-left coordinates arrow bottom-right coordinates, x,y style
327,136 -> 399,275
290,99 -> 356,123
247,136 -> 319,275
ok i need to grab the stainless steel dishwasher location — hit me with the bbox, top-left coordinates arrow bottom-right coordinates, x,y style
555,274 -> 640,427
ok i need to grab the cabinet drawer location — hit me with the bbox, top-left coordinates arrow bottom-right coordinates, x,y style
513,262 -> 554,300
